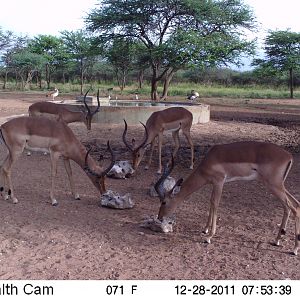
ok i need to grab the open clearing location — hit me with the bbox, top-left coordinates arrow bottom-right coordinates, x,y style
0,92 -> 300,279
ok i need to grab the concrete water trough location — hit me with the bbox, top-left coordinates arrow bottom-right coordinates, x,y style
63,97 -> 210,125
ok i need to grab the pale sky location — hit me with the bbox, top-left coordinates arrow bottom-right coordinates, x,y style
1,0 -> 299,38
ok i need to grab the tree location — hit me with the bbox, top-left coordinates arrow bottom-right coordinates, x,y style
61,30 -> 96,94
28,35 -> 64,89
10,50 -> 46,89
106,38 -> 138,91
253,30 -> 300,98
1,33 -> 29,89
86,0 -> 256,101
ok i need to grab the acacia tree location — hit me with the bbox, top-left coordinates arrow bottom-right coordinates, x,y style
1,33 -> 29,89
61,30 -> 95,94
253,30 -> 300,98
28,35 -> 64,89
86,0 -> 256,101
106,38 -> 139,91
10,50 -> 46,89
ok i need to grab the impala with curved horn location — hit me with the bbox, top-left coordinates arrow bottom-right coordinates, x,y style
29,89 -> 100,130
0,116 -> 114,206
155,141 -> 300,255
123,107 -> 194,174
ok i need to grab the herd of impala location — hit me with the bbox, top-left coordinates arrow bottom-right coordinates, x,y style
0,90 -> 299,256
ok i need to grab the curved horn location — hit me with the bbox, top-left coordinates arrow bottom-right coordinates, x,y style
84,141 -> 115,178
135,122 -> 149,152
122,119 -> 134,152
83,89 -> 91,115
100,141 -> 116,176
91,88 -> 100,116
154,155 -> 175,202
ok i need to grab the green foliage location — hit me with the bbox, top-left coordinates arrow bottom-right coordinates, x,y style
86,0 -> 257,100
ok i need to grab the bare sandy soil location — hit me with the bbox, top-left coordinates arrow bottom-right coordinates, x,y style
0,91 -> 300,280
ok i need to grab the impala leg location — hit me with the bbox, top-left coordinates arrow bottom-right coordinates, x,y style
63,158 -> 80,200
268,185 -> 299,252
204,182 -> 224,243
145,141 -> 155,170
157,133 -> 163,174
182,129 -> 194,170
294,214 -> 300,256
172,130 -> 180,157
203,204 -> 213,234
50,151 -> 60,206
275,203 -> 290,246
1,151 -> 20,204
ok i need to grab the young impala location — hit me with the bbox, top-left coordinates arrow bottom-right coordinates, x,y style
123,107 -> 194,174
155,141 -> 300,255
29,90 -> 100,130
0,116 -> 114,206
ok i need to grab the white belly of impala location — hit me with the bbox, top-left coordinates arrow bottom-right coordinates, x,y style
223,163 -> 259,183
225,171 -> 258,183
24,135 -> 57,153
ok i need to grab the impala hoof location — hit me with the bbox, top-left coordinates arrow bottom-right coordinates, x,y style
204,237 -> 211,244
52,200 -> 58,206
74,194 -> 80,200
144,166 -> 149,170
12,198 -> 18,204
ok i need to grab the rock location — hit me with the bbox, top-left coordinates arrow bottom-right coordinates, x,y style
140,215 -> 176,233
107,160 -> 134,179
100,190 -> 134,209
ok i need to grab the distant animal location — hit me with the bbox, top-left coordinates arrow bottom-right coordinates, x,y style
46,88 -> 59,101
187,90 -> 199,101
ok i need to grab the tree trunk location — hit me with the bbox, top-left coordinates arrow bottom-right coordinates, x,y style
151,78 -> 159,101
150,64 -> 159,101
2,70 -> 8,89
137,69 -> 144,89
289,67 -> 294,99
80,58 -> 84,95
160,69 -> 176,101
46,63 -> 50,89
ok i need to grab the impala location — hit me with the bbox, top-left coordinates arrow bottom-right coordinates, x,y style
29,90 -> 100,130
0,116 -> 115,206
123,107 -> 194,174
155,141 -> 300,255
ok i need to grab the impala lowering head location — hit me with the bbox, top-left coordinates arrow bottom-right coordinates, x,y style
82,89 -> 100,130
122,119 -> 148,171
84,141 -> 115,194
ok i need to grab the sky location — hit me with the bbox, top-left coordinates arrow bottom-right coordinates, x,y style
1,0 -> 299,37
0,0 -> 299,69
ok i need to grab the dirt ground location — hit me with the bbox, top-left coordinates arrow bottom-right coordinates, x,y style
0,91 -> 300,280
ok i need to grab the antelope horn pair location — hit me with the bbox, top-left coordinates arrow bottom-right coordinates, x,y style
82,89 -> 101,116
84,141 -> 115,178
122,119 -> 148,153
